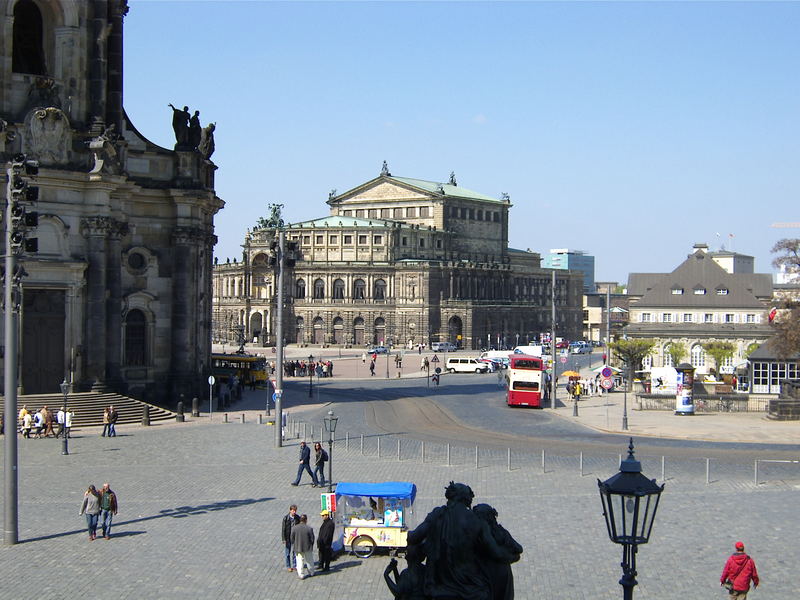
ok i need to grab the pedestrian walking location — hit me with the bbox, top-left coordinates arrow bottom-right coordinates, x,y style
291,514 -> 315,579
101,406 -> 111,437
361,352 -> 367,364
108,405 -> 119,437
291,441 -> 319,487
33,409 -> 45,438
369,360 -> 376,376
721,541 -> 759,599
281,504 -> 300,571
21,411 -> 32,438
317,510 -> 335,571
79,485 -> 102,541
43,406 -> 55,437
313,442 -> 328,487
99,482 -> 118,539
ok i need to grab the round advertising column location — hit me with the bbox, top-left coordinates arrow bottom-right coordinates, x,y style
675,362 -> 695,415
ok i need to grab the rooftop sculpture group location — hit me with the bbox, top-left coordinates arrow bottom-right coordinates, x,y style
168,103 -> 215,159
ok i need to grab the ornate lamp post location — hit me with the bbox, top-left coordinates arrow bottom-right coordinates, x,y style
323,409 -> 339,493
598,439 -> 664,599
59,378 -> 69,456
308,354 -> 314,398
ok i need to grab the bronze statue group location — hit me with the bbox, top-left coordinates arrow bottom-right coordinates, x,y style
384,481 -> 522,600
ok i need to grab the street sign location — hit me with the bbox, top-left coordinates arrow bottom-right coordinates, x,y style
560,356 -> 567,364
457,335 -> 462,340
601,367 -> 613,378
272,391 -> 282,402
431,355 -> 440,363
434,367 -> 441,374
208,375 -> 215,385
601,377 -> 614,390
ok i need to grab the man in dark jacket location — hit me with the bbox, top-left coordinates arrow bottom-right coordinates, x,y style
99,482 -> 118,540
281,504 -> 300,571
721,541 -> 760,599
291,441 -> 319,487
290,514 -> 315,579
317,510 -> 335,571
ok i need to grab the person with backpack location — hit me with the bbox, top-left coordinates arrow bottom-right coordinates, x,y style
721,541 -> 760,598
313,442 -> 328,488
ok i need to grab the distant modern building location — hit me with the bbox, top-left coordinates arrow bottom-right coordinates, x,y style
625,243 -> 773,380
583,288 -> 629,343
212,166 -> 583,350
543,249 -> 595,292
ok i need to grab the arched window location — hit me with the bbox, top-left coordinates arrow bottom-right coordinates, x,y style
690,344 -> 705,368
353,279 -> 366,300
13,0 -> 47,75
374,279 -> 386,300
663,344 -> 674,367
313,278 -> 325,299
333,279 -> 345,300
124,310 -> 147,366
295,279 -> 306,299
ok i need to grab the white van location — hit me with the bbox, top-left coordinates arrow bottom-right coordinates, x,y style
480,350 -> 513,361
512,345 -> 544,357
446,357 -> 489,373
431,342 -> 457,352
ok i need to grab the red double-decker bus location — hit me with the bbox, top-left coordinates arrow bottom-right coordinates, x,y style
506,354 -> 544,408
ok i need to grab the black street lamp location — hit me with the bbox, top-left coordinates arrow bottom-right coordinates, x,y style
598,439 -> 664,600
59,378 -> 69,456
323,409 -> 339,493
308,354 -> 314,398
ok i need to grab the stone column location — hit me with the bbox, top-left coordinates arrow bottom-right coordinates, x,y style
170,227 -> 199,402
82,217 -> 110,388
105,220 -> 127,391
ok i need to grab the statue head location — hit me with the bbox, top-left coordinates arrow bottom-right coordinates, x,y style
473,503 -> 498,525
444,481 -> 474,507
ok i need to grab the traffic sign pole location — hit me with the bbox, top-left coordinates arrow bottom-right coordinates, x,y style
208,375 -> 216,420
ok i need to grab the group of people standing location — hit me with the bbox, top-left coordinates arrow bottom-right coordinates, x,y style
101,406 -> 119,437
79,483 -> 118,541
283,360 -> 335,378
18,404 -> 73,439
281,504 -> 335,579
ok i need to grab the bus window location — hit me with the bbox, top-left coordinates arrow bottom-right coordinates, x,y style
513,381 -> 539,391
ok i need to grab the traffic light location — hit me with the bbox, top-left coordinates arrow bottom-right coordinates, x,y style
7,153 -> 39,254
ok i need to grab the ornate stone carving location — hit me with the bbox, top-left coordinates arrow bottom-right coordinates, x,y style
81,217 -> 113,237
88,124 -> 121,175
24,107 -> 70,165
198,122 -> 216,159
172,226 -> 206,245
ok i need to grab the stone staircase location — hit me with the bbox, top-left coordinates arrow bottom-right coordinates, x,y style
2,392 -> 175,428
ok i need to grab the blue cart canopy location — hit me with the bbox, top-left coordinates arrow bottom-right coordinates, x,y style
336,481 -> 416,503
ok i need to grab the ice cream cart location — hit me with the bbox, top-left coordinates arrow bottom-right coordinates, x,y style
336,481 -> 417,558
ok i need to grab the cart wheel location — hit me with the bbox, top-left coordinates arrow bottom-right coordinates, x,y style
352,535 -> 376,558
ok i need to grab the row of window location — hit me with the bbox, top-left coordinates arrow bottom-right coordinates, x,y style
341,207 -> 431,220
296,278 -> 387,300
299,233 -> 443,250
639,312 -> 759,324
447,206 -> 501,222
671,287 -> 729,295
641,344 -> 736,369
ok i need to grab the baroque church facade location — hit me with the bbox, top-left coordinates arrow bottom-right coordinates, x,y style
213,165 -> 582,350
1,0 -> 223,403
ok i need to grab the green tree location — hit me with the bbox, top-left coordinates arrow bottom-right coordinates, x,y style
769,239 -> 800,358
665,341 -> 686,367
608,338 -> 655,391
701,341 -> 736,375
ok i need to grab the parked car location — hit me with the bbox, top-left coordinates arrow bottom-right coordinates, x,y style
446,357 -> 489,373
556,340 -> 570,349
431,342 -> 457,352
570,342 -> 592,354
368,346 -> 388,354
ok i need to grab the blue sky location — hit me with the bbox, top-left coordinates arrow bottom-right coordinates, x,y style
123,1 -> 800,283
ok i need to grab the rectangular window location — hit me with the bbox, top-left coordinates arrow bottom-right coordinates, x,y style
406,207 -> 416,218
683,313 -> 693,322
393,208 -> 403,219
343,235 -> 352,244
662,313 -> 672,322
419,238 -> 425,248
493,212 -> 500,222
672,288 -> 683,295
356,209 -> 365,218
477,210 -> 483,221
468,208 -> 475,220
401,237 -> 408,246
368,209 -> 377,218
436,239 -> 442,249
716,288 -> 728,295
302,236 -> 311,245
694,288 -> 706,295
724,313 -> 735,323
358,235 -> 367,244
329,235 -> 338,244
373,235 -> 383,245
704,313 -> 714,323
343,210 -> 352,217
380,208 -> 390,219
641,313 -> 651,323
745,314 -> 755,323
419,207 -> 430,217
315,235 -> 323,244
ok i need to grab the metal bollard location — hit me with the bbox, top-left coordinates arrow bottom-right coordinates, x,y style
397,439 -> 401,461
192,396 -> 200,417
346,432 -> 350,452
507,448 -> 511,472
258,414 -> 263,425
310,425 -> 314,440
661,456 -> 666,483
421,441 -> 425,464
541,449 -> 546,473
176,400 -> 185,423
446,443 -> 451,467
579,451 -> 583,477
302,422 -> 306,439
241,413 -> 245,424
141,404 -> 150,426
360,433 -> 364,455
754,460 -> 759,486
475,446 -> 479,469
224,413 -> 228,423
706,458 -> 711,485
377,437 -> 381,458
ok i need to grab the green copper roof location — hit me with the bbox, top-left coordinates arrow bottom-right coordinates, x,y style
390,176 -> 504,203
